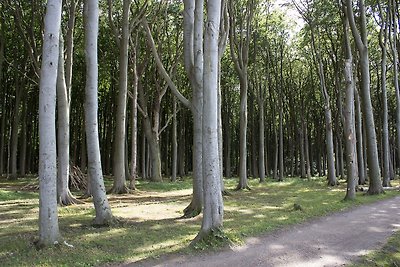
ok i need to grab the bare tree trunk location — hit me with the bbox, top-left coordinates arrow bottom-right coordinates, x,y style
259,97 -> 266,182
193,0 -> 224,243
379,11 -> 391,187
56,32 -> 81,206
84,0 -> 114,225
390,0 -> 400,175
110,0 -> 132,194
129,65 -> 138,189
355,88 -> 365,184
0,16 -> 4,175
38,0 -> 62,247
171,97 -> 177,182
299,120 -> 306,178
19,103 -> 27,177
278,95 -> 284,181
346,0 -> 383,194
305,122 -> 311,179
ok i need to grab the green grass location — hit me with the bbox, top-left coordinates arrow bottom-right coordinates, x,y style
0,176 -> 399,266
353,230 -> 400,266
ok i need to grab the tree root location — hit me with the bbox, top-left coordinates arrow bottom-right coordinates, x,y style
58,191 -> 85,206
92,215 -> 119,228
221,190 -> 231,196
366,188 -> 385,195
234,184 -> 251,191
182,201 -> 202,218
107,184 -> 132,194
327,180 -> 339,186
190,228 -> 231,249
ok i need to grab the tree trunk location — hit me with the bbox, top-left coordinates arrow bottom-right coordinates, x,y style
390,0 -> 400,175
278,96 -> 284,181
355,88 -> 366,184
56,33 -> 81,206
171,97 -> 177,182
10,77 -> 22,180
84,0 -> 114,225
19,103 -> 27,177
343,59 -> 358,200
38,0 -> 62,247
379,17 -> 391,187
346,0 -> 383,194
193,0 -> 224,243
236,76 -> 249,189
111,0 -> 132,194
304,122 -> 311,179
259,99 -> 266,182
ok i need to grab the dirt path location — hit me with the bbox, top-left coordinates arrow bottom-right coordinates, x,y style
126,195 -> 400,267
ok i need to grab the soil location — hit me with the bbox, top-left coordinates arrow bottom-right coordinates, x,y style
125,195 -> 400,267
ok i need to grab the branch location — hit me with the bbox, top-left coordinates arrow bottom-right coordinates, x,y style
107,0 -> 121,47
141,18 -> 192,111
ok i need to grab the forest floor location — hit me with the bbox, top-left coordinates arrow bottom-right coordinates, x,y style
1,176 -> 400,266
130,194 -> 400,267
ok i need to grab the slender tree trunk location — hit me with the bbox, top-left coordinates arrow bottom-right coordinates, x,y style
38,0 -> 62,247
182,0 -> 204,218
171,97 -> 177,182
19,103 -> 27,177
0,17 -> 4,175
343,58 -> 358,200
304,122 -> 311,179
236,76 -> 249,189
379,17 -> 391,187
299,121 -> 306,178
278,96 -> 284,181
259,99 -> 266,182
84,0 -> 114,225
56,33 -> 81,205
111,0 -> 132,194
355,88 -> 366,184
346,0 -> 383,194
193,0 -> 224,243
390,0 -> 400,175
10,77 -> 22,180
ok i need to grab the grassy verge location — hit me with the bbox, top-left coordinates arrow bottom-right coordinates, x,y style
0,176 -> 398,266
353,230 -> 400,266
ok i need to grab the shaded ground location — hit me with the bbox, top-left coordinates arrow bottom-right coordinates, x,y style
129,196 -> 400,267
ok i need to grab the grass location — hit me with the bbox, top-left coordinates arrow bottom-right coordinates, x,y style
353,229 -> 400,267
0,176 -> 399,266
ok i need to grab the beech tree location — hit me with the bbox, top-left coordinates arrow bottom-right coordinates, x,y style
193,0 -> 224,243
37,0 -> 62,247
84,0 -> 114,225
228,0 -> 257,190
345,0 -> 383,195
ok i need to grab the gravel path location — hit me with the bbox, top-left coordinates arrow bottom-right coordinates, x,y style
128,195 -> 400,267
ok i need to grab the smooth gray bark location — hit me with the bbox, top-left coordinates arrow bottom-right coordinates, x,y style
193,0 -> 224,243
109,0 -> 132,194
346,0 -> 383,194
84,0 -> 114,225
38,0 -> 62,247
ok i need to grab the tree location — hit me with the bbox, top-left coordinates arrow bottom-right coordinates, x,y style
108,0 -> 132,193
56,0 -> 82,205
293,0 -> 337,186
228,0 -> 257,190
37,0 -> 62,247
193,0 -> 224,243
345,0 -> 383,194
342,1 -> 357,200
84,0 -> 114,225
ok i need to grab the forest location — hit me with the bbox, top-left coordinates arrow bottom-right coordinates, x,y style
1,0 -> 400,265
